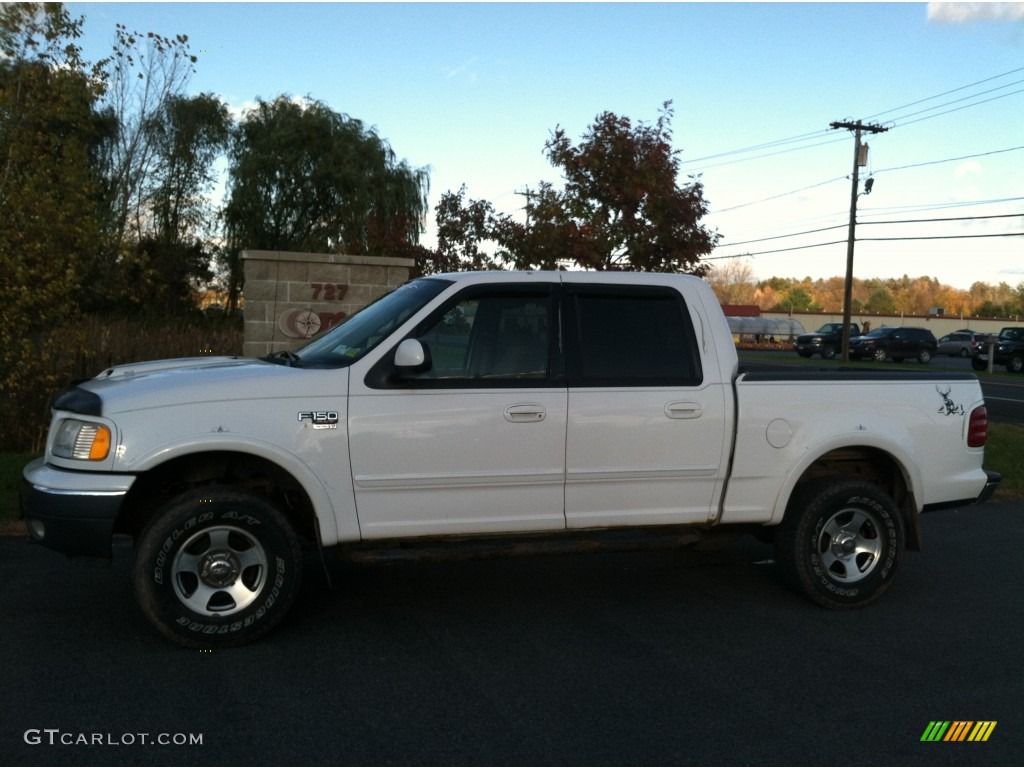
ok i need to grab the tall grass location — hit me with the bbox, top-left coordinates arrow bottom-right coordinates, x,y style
68,315 -> 243,380
0,315 -> 242,453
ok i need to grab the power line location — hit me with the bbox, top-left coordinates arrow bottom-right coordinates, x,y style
718,223 -> 847,247
712,176 -> 847,213
716,210 -> 1019,249
865,65 -> 1024,121
876,77 -> 1024,125
874,145 -> 1024,175
892,87 -> 1024,129
860,232 -> 1023,242
686,67 -> 1024,175
711,147 -> 1024,221
682,129 -> 833,165
712,229 -> 1022,260
860,212 -> 1022,226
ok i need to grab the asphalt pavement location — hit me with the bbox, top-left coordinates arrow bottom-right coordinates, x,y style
2,500 -> 1022,766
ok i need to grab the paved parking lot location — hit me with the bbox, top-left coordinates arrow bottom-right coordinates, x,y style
2,501 -> 1021,766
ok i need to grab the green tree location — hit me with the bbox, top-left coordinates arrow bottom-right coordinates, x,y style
422,185 -> 499,275
223,96 -> 430,308
114,92 -> 232,316
772,285 -> 820,312
0,2 -> 106,448
863,286 -> 898,314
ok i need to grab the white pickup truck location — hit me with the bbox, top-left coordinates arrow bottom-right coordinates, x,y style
22,271 -> 1000,647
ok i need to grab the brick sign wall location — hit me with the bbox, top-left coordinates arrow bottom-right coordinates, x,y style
240,250 -> 414,358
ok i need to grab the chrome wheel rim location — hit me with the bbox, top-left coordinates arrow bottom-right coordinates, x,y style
816,507 -> 882,583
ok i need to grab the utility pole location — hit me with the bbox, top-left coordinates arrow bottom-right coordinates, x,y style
830,119 -> 888,361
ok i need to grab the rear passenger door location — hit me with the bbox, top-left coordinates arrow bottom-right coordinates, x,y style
562,283 -> 729,528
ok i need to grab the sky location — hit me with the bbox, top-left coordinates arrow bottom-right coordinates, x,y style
65,1 -> 1024,291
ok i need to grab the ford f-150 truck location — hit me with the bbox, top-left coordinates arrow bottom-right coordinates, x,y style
21,271 -> 1000,647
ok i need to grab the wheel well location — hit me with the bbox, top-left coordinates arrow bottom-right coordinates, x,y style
790,446 -> 922,551
116,451 -> 319,544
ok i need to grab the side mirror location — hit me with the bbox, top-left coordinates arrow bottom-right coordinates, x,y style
394,339 -> 431,374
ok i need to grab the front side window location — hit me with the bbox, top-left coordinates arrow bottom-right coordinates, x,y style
363,286 -> 559,389
415,293 -> 552,380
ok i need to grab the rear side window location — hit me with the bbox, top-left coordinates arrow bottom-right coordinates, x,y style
566,286 -> 702,386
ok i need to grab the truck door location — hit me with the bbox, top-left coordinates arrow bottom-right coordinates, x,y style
347,284 -> 568,538
562,284 -> 729,528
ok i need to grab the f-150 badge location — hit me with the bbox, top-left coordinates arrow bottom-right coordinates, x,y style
298,411 -> 339,429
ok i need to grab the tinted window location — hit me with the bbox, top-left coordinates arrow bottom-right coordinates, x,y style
568,288 -> 701,386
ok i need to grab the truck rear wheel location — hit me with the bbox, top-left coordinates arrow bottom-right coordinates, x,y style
775,478 -> 903,609
133,486 -> 302,648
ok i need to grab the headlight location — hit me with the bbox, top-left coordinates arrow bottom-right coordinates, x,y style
52,419 -> 112,461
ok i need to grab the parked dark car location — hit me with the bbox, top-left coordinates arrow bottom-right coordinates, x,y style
794,322 -> 861,359
972,327 -> 1024,373
937,330 -> 985,357
849,327 -> 938,363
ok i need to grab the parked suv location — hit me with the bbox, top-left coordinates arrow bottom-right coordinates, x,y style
972,327 -> 1024,373
849,326 -> 938,363
794,322 -> 861,359
937,330 -> 985,358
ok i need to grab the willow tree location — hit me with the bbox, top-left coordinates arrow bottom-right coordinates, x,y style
222,96 -> 430,308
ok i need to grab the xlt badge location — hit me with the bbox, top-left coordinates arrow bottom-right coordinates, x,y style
298,411 -> 339,429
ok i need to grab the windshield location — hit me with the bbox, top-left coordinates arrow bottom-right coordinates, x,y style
863,328 -> 893,338
1000,328 -> 1024,342
294,278 -> 451,367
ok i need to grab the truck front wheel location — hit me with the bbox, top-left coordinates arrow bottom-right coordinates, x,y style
133,486 -> 302,648
775,478 -> 904,609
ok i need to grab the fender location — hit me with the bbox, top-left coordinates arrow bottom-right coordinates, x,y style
767,429 -> 921,526
126,434 -> 352,546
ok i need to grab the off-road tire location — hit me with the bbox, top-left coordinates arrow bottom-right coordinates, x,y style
133,485 -> 302,648
775,478 -> 904,609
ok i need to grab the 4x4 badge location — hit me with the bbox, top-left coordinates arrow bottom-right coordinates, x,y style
298,411 -> 339,429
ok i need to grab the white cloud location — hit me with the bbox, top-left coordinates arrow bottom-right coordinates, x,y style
443,57 -> 480,83
954,160 -> 983,178
928,2 -> 1024,23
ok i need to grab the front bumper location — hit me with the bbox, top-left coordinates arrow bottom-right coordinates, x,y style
20,458 -> 135,559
